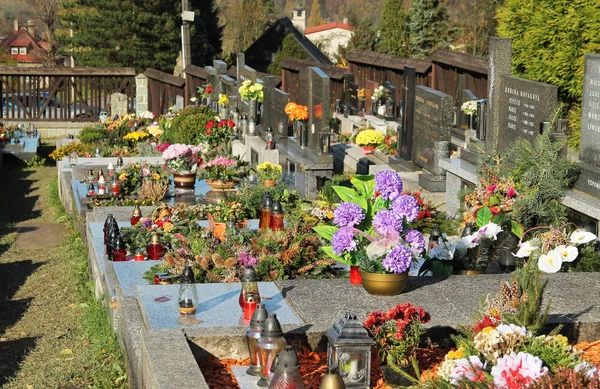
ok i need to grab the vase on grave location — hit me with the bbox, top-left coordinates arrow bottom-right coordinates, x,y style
173,172 -> 196,189
468,114 -> 477,131
206,179 -> 239,191
360,271 -> 409,296
248,99 -> 257,123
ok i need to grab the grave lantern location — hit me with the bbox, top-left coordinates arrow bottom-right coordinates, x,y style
116,156 -> 124,171
68,152 -> 78,167
239,267 -> 260,308
257,314 -> 287,387
269,345 -> 305,389
131,204 -> 142,226
326,314 -> 374,389
107,162 -> 115,177
178,266 -> 198,315
246,303 -> 268,376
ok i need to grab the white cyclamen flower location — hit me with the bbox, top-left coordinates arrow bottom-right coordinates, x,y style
570,230 -> 597,245
554,245 -> 578,262
477,222 -> 503,241
514,241 -> 538,258
538,250 -> 562,273
496,323 -> 527,336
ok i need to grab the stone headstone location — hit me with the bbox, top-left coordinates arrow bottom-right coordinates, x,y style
343,73 -> 358,115
205,66 -> 221,97
496,76 -> 558,151
382,81 -> 396,118
175,95 -> 184,111
110,92 -> 128,117
213,59 -> 228,75
398,67 -> 416,162
485,38 -> 512,150
299,67 -> 330,151
574,54 -> 600,198
411,85 -> 454,174
263,76 -> 289,139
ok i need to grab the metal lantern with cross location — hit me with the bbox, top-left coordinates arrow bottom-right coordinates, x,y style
326,314 -> 375,388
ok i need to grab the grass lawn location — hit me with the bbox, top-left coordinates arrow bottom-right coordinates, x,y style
0,162 -> 127,388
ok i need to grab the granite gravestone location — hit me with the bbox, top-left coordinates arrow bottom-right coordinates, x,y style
299,67 -> 330,151
343,73 -> 358,115
411,85 -> 454,175
382,81 -> 396,119
485,38 -> 512,152
496,76 -> 558,151
110,93 -> 128,117
396,66 -> 416,166
263,76 -> 289,138
574,54 -> 600,198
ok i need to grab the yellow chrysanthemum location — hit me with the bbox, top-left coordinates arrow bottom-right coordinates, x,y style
119,173 -> 128,181
152,173 -> 160,180
123,131 -> 150,141
355,129 -> 384,147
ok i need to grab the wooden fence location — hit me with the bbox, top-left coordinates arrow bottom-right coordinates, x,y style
430,49 -> 488,101
0,67 -> 136,121
144,68 -> 186,115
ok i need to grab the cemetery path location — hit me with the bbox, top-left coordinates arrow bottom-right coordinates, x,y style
0,166 -> 126,389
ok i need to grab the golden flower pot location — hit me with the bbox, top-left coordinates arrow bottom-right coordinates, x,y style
360,271 -> 408,296
206,179 -> 239,191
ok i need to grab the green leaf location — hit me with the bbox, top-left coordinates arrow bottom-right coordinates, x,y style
476,207 -> 493,228
511,220 -> 525,239
333,186 -> 368,210
320,245 -> 351,265
491,212 -> 504,224
313,226 -> 338,241
351,175 -> 375,198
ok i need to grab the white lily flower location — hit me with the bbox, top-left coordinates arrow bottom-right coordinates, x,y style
477,222 -> 503,241
538,250 -> 562,273
570,230 -> 597,245
555,245 -> 578,262
514,241 -> 538,258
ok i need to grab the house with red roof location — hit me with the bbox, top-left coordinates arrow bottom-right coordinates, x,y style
0,21 -> 48,66
304,19 -> 354,62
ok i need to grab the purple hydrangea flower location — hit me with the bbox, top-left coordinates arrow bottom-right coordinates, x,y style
392,194 -> 420,223
373,209 -> 403,237
238,251 -> 258,268
331,227 -> 358,255
333,202 -> 365,227
141,218 -> 153,228
382,244 -> 413,274
404,229 -> 425,252
375,171 -> 403,200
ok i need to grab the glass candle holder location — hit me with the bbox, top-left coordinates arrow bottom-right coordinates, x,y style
146,244 -> 166,260
112,247 -> 127,262
111,180 -> 120,195
243,293 -> 259,321
134,250 -> 145,261
154,272 -> 168,285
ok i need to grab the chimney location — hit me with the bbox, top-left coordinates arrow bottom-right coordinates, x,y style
14,20 -> 19,32
27,20 -> 35,36
343,17 -> 348,25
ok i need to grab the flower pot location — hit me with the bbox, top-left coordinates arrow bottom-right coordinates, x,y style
262,180 -> 276,188
360,271 -> 408,296
206,179 -> 239,191
173,172 -> 196,189
362,145 -> 377,154
454,270 -> 485,275
236,220 -> 249,229
350,265 -> 362,285
220,108 -> 229,120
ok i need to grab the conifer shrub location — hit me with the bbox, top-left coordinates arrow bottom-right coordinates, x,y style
162,106 -> 216,145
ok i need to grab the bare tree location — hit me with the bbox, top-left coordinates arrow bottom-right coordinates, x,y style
34,0 -> 61,65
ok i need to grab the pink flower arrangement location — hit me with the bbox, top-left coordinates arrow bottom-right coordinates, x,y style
156,142 -> 170,152
200,156 -> 237,168
162,143 -> 202,161
491,352 -> 548,389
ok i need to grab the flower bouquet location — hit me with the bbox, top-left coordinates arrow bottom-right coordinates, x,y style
365,303 -> 431,383
118,163 -> 169,195
284,102 -> 309,122
239,80 -> 264,102
376,127 -> 398,156
461,100 -> 478,116
218,94 -> 229,108
372,86 -> 387,101
204,119 -> 236,150
356,129 -> 384,154
198,156 -> 250,188
256,161 -> 282,184
197,84 -> 213,101
162,144 -> 202,174
314,171 -> 426,293
513,226 -> 597,273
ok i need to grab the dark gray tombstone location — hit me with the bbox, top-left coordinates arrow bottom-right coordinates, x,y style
262,76 -> 289,139
496,76 -> 558,152
382,81 -> 396,119
411,85 -> 454,173
485,38 -> 513,152
398,66 -> 416,163
343,73 -> 359,115
574,54 -> 600,198
299,67 -> 330,151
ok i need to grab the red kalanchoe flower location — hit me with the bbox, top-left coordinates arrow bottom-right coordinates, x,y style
206,120 -> 215,130
206,86 -> 213,94
206,130 -> 212,135
487,184 -> 497,193
507,187 -> 516,198
227,119 -> 235,128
